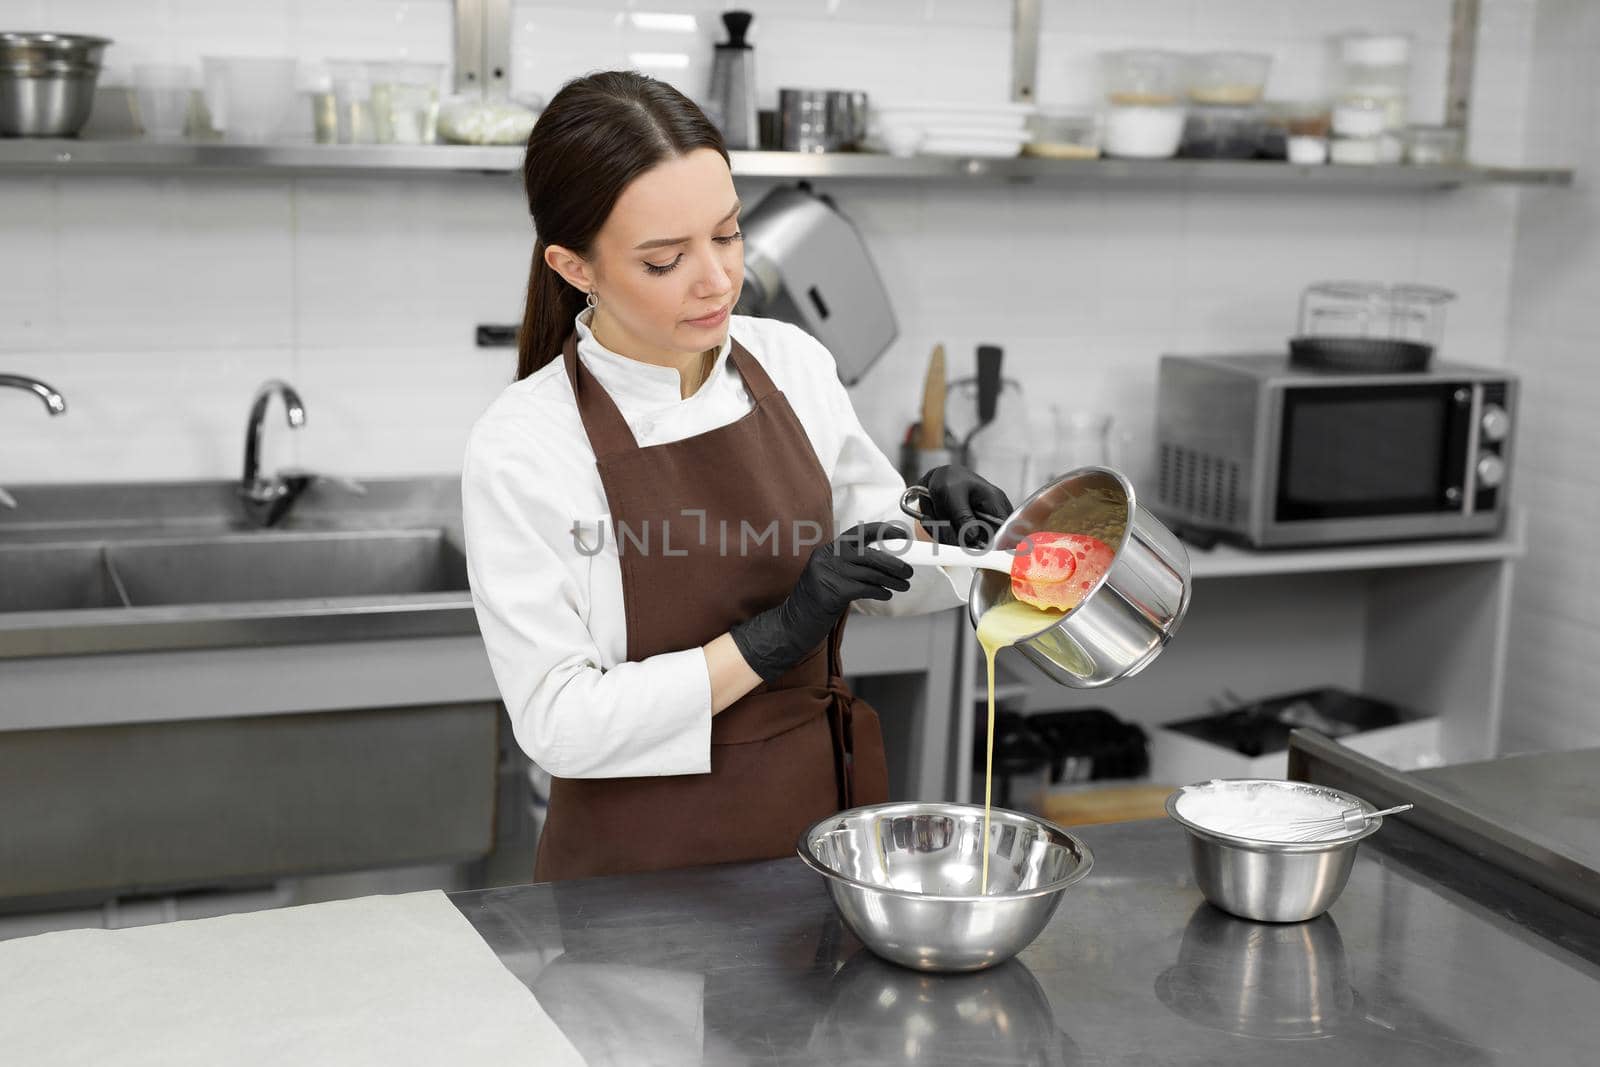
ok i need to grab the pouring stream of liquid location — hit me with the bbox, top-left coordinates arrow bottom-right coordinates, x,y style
974,600 -> 1064,893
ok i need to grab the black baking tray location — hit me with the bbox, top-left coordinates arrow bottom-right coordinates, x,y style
1166,686 -> 1412,758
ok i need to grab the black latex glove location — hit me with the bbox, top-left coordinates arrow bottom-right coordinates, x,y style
730,521 -> 914,684
915,465 -> 1013,549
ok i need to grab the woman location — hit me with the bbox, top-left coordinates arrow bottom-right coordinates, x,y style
462,71 -> 1012,882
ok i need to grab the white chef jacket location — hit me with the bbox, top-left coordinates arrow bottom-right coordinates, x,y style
461,310 -> 966,779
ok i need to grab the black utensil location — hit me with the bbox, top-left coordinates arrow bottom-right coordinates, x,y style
957,344 -> 1004,465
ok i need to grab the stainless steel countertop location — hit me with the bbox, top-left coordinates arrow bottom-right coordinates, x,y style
450,816 -> 1600,1065
1416,748 -> 1600,878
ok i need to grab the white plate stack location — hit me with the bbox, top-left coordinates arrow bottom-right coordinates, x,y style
869,101 -> 1037,158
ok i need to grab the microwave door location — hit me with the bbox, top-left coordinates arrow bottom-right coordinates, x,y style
1265,383 -> 1475,543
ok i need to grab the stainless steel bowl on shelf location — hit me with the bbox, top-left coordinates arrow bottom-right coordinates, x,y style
797,802 -> 1093,973
0,32 -> 112,137
1166,779 -> 1385,923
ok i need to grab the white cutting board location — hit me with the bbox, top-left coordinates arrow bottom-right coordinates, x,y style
0,890 -> 585,1067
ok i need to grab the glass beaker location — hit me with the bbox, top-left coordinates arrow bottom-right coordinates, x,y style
1049,409 -> 1113,479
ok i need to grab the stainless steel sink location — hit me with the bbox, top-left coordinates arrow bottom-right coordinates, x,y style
0,544 -> 128,611
106,529 -> 469,606
0,478 -> 480,657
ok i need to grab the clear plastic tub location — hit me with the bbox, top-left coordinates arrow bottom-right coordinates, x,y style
1023,111 -> 1100,159
368,61 -> 442,144
201,56 -> 298,143
1405,124 -> 1464,166
1298,281 -> 1456,348
1188,52 -> 1270,106
327,60 -> 375,144
1101,49 -> 1186,106
134,63 -> 193,140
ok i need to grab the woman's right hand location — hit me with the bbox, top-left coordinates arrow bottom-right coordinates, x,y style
729,522 -> 913,684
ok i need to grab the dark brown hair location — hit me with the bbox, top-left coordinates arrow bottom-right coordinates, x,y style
517,71 -> 729,380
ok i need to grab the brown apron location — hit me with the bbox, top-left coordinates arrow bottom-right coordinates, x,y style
533,332 -> 889,882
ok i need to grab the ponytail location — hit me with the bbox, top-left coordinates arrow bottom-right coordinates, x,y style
517,242 -> 588,380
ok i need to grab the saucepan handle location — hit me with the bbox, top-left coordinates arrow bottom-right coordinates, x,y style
899,485 -> 933,523
898,485 -> 1008,530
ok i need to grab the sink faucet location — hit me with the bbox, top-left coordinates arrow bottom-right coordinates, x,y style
239,379 -> 311,528
0,374 -> 68,509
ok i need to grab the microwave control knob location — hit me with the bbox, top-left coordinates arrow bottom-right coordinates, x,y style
1480,404 -> 1510,443
1476,453 -> 1506,489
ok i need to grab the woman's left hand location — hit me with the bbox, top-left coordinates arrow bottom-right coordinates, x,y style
915,465 -> 1013,549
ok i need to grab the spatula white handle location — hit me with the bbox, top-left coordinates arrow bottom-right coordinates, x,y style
873,536 -> 1015,574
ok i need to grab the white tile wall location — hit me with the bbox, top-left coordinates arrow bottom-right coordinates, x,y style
1499,0 -> 1600,752
0,0 -> 1540,493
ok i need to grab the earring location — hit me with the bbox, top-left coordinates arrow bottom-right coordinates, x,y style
585,290 -> 598,310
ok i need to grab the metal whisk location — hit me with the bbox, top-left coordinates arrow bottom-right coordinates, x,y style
1241,803 -> 1415,843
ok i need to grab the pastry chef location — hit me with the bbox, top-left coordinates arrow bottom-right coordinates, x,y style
462,71 -> 1012,881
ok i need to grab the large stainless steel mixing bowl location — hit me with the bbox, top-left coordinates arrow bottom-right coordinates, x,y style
797,802 -> 1093,973
0,33 -> 111,137
1166,779 -> 1384,923
955,466 -> 1191,688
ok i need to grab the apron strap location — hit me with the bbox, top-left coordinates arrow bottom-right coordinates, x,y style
562,333 -> 639,460
724,338 -> 781,404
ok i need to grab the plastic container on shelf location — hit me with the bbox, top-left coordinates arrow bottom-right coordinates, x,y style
1288,135 -> 1328,165
1023,111 -> 1100,159
1332,32 -> 1410,133
1180,104 -> 1266,159
327,60 -> 375,144
1104,105 -> 1185,159
1260,100 -> 1330,160
1331,98 -> 1387,139
1330,136 -> 1381,165
1101,49 -> 1186,107
200,56 -> 298,143
1406,124 -> 1464,165
1187,51 -> 1270,106
133,63 -> 193,140
437,93 -> 540,145
368,61 -> 442,143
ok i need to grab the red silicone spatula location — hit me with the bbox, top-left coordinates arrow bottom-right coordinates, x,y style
878,531 -> 1116,613
1007,531 -> 1116,612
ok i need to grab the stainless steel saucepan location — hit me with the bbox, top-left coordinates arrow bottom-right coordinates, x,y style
901,465 -> 1192,688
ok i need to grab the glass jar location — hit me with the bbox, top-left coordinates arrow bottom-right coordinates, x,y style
1332,33 -> 1410,133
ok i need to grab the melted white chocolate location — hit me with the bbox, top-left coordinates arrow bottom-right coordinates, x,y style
974,599 -> 1063,893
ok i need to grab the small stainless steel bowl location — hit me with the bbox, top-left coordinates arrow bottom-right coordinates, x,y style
798,802 -> 1094,973
0,33 -> 112,137
1166,779 -> 1384,923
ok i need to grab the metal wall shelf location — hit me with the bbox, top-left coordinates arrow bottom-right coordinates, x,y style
0,139 -> 1574,189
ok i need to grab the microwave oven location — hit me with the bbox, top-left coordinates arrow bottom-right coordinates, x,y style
1154,354 -> 1516,548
